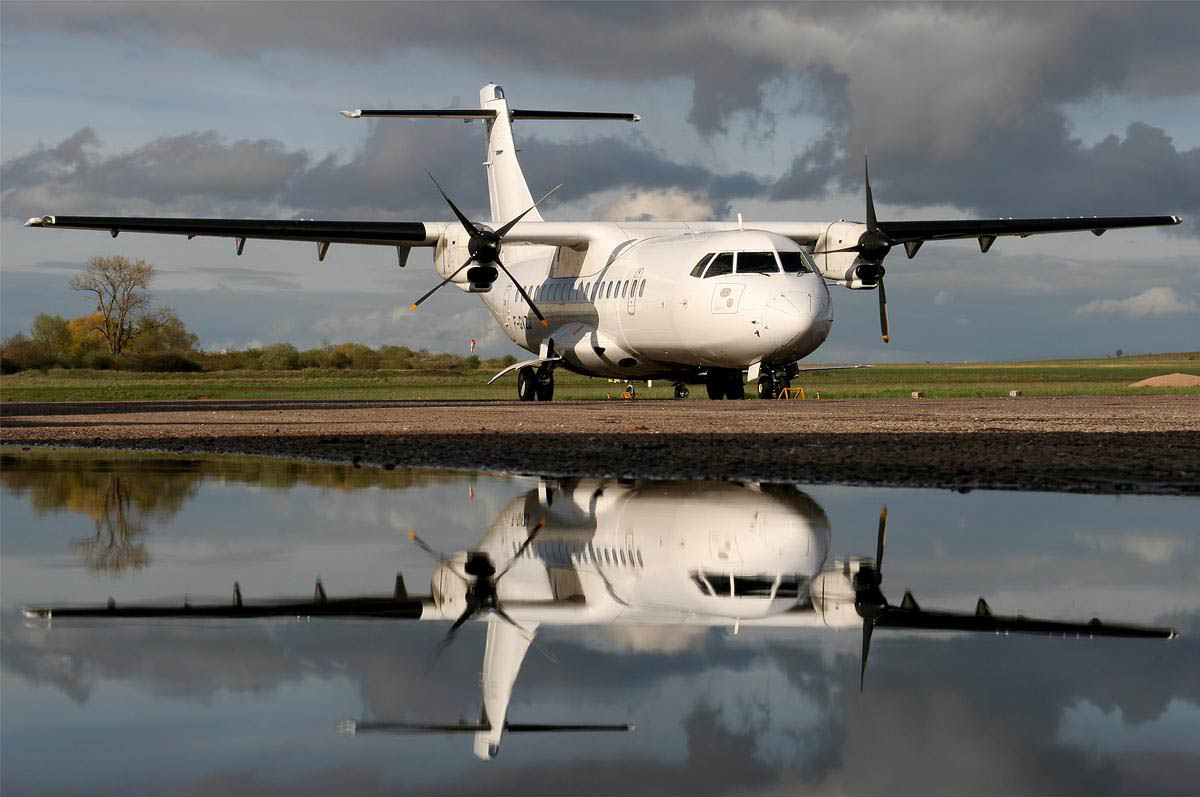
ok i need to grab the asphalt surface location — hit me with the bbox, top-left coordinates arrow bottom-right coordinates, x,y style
2,396 -> 1198,494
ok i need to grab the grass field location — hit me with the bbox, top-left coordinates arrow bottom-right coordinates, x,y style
2,352 -> 1197,402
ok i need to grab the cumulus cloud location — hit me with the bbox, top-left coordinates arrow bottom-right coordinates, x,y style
1074,287 -> 1198,318
594,188 -> 723,222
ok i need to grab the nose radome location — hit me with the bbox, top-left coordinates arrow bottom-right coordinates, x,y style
762,292 -> 812,348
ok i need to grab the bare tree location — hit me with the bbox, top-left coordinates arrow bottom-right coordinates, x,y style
70,255 -> 166,356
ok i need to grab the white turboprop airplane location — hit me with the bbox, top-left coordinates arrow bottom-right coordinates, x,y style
25,478 -> 1176,760
26,83 -> 1182,400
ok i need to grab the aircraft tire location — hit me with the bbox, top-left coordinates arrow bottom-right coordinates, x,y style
705,377 -> 725,400
673,383 -> 689,400
726,376 -> 746,400
535,372 -> 555,401
517,367 -> 537,401
776,378 -> 791,399
757,375 -> 777,400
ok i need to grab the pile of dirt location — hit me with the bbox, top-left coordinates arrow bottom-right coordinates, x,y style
1128,373 -> 1200,388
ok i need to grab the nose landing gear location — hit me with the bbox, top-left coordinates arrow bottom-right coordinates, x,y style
756,372 -> 792,399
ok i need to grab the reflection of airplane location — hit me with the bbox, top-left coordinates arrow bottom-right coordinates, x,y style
25,479 -> 1176,760
25,83 -> 1182,400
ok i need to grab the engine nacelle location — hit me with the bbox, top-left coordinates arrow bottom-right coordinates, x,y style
815,221 -> 886,288
466,265 -> 498,293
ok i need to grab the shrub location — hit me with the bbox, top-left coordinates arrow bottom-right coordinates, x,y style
87,353 -> 116,370
259,343 -> 300,370
126,352 -> 203,372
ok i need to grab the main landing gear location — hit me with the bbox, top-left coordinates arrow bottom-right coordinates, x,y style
673,383 -> 690,400
517,365 -> 555,402
705,369 -> 745,401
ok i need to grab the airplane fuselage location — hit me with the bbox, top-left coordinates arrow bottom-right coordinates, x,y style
454,229 -> 834,380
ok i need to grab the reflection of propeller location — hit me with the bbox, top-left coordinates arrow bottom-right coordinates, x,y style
854,506 -> 889,691
409,517 -> 547,670
410,174 -> 560,326
850,504 -> 1177,692
813,157 -> 891,342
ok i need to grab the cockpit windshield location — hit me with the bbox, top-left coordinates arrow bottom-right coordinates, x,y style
778,251 -> 814,274
690,571 -> 809,599
735,252 -> 779,274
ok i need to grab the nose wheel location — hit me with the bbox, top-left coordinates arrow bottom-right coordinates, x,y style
756,372 -> 792,399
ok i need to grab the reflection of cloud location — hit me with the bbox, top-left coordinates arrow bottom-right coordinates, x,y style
590,625 -> 709,654
1074,531 -> 1192,565
1074,287 -> 1198,318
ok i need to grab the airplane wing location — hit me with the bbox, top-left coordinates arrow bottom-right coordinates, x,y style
873,594 -> 1177,639
877,215 -> 1182,246
23,578 -> 428,621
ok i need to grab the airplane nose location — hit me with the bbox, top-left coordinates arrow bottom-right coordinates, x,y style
762,291 -> 813,349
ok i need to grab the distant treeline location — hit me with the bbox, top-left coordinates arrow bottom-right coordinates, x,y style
1,312 -> 514,374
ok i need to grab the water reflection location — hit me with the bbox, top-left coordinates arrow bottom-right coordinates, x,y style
1,453 -> 1195,796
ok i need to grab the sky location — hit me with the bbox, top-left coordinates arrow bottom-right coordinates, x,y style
1,1 -> 1197,361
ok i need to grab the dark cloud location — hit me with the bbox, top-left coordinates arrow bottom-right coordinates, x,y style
1,123 -> 763,222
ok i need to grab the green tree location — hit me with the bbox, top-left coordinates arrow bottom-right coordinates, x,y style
30,313 -> 71,359
127,309 -> 198,354
260,342 -> 300,370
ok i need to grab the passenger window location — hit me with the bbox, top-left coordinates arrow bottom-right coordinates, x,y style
636,550 -> 644,567
639,280 -> 646,298
736,252 -> 779,274
778,252 -> 812,274
690,254 -> 713,278
619,549 -> 626,566
703,253 -> 734,278
606,283 -> 613,299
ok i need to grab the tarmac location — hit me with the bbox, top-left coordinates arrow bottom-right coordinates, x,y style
2,395 -> 1198,495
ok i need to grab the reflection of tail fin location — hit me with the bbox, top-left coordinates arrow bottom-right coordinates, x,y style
342,83 -> 638,224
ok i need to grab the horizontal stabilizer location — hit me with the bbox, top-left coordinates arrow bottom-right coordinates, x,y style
342,720 -> 634,734
341,109 -> 639,123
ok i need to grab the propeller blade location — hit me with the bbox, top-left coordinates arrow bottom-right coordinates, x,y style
875,506 -> 888,572
878,277 -> 890,343
495,184 -> 563,238
493,257 -> 548,327
860,617 -> 875,692
424,604 -> 475,674
407,528 -> 468,584
427,171 -> 478,238
492,605 -> 529,636
496,515 -> 548,581
810,244 -> 864,256
408,258 -> 474,311
864,155 -> 878,232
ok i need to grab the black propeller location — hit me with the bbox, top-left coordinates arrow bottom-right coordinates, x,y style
410,174 -> 559,326
813,157 -> 891,343
854,506 -> 889,691
850,505 -> 1177,691
409,517 -> 548,671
